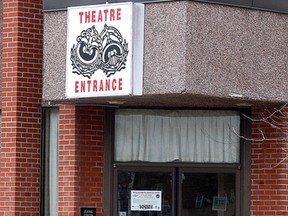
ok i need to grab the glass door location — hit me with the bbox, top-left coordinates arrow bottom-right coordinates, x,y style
114,167 -> 239,216
114,167 -> 175,216
178,168 -> 239,216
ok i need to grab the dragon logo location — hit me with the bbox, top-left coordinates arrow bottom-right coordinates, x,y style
70,24 -> 128,78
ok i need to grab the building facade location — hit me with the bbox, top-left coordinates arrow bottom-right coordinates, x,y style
0,0 -> 288,215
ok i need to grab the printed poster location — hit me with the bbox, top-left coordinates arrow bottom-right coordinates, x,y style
131,190 -> 162,211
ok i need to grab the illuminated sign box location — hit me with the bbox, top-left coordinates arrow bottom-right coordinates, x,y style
66,3 -> 144,98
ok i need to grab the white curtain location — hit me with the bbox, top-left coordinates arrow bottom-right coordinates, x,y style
49,109 -> 59,216
115,110 -> 240,163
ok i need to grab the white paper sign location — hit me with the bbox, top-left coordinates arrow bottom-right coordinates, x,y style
131,190 -> 162,211
66,3 -> 144,98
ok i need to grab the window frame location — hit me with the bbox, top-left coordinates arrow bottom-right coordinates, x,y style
104,107 -> 251,216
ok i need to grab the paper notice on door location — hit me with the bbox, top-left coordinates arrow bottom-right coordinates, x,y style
131,190 -> 162,211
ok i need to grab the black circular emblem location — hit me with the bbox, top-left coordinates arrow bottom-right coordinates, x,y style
71,24 -> 129,78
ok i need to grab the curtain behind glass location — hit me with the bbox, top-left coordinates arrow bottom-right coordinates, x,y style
44,109 -> 59,216
115,110 -> 240,163
49,109 -> 59,215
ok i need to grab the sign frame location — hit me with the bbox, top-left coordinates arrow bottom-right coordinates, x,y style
66,3 -> 144,98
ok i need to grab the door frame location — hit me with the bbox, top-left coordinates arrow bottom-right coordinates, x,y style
113,164 -> 240,216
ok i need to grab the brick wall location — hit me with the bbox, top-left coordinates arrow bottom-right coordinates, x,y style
58,104 -> 105,216
0,0 -> 43,215
0,0 -> 2,94
251,107 -> 288,215
0,0 -> 42,215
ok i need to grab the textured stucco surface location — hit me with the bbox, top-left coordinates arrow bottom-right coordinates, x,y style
43,11 -> 67,100
43,1 -> 288,107
184,3 -> 288,100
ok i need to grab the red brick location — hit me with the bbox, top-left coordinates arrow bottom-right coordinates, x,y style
0,0 -> 43,214
251,108 -> 288,216
58,105 -> 105,215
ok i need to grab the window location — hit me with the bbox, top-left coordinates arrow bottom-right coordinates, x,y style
115,109 -> 240,163
112,109 -> 244,216
41,108 -> 59,216
115,168 -> 239,216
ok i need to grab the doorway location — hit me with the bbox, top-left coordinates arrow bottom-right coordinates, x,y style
114,167 -> 239,216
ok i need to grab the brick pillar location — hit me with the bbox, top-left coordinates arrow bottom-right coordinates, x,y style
251,107 -> 288,215
0,0 -> 43,215
58,105 -> 104,216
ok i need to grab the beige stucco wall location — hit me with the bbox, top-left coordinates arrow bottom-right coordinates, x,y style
43,1 -> 288,107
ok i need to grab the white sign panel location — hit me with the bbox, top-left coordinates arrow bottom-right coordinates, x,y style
66,3 -> 144,98
131,190 -> 162,211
